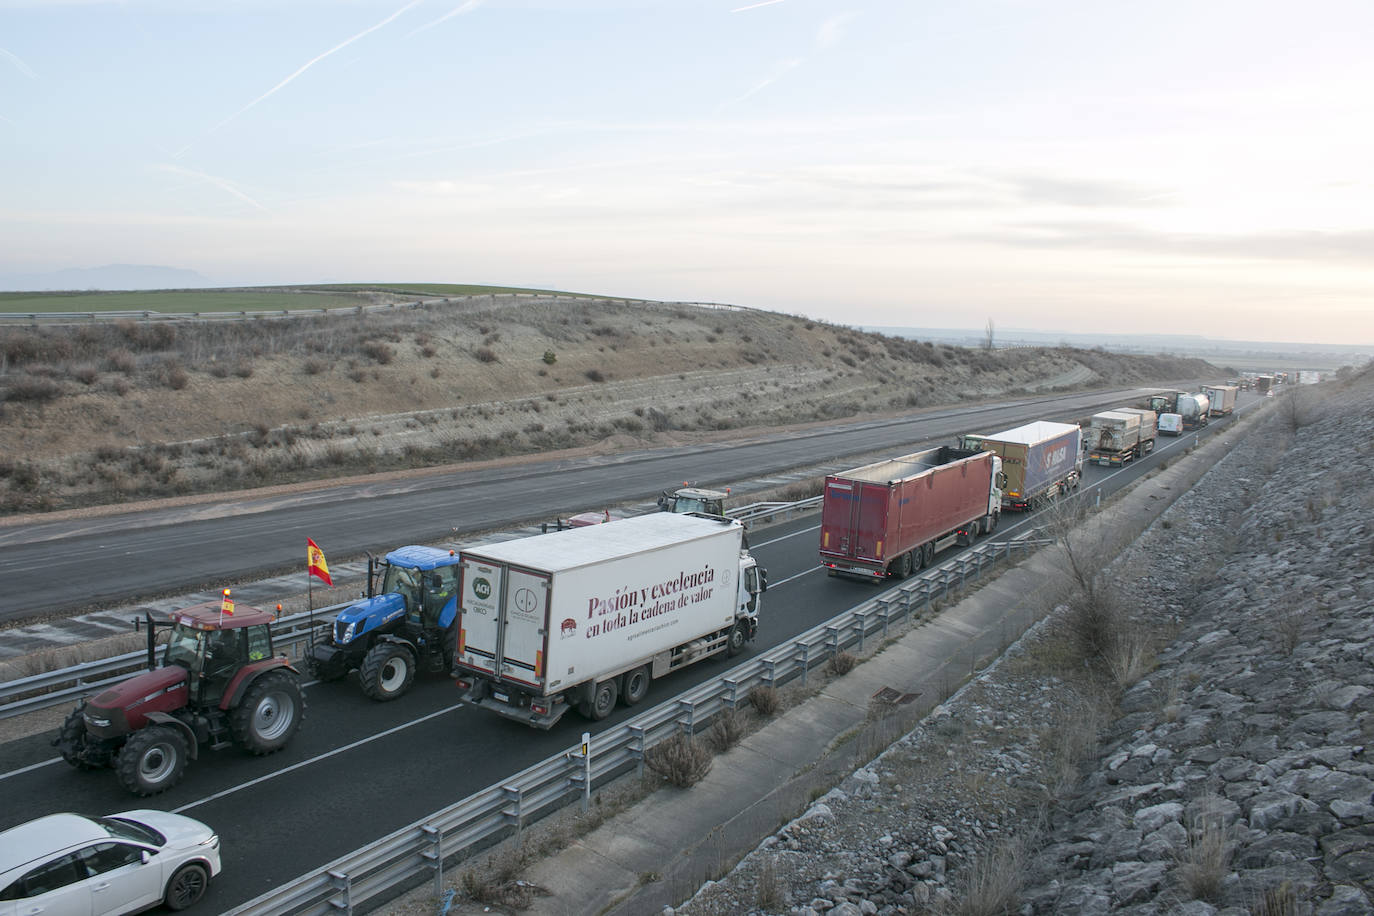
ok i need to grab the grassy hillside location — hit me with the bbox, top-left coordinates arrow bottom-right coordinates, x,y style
0,292 -> 1219,515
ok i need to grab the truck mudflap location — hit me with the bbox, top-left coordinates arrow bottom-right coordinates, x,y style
456,677 -> 568,730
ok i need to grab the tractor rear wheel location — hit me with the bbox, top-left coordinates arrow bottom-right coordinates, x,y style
230,671 -> 303,753
115,726 -> 188,796
56,705 -> 111,770
359,643 -> 417,701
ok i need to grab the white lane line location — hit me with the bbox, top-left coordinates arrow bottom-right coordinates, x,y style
0,756 -> 62,780
754,525 -> 819,546
172,703 -> 464,814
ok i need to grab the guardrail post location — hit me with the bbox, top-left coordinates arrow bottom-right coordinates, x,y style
328,870 -> 352,913
824,625 -> 840,660
421,824 -> 443,896
629,725 -> 647,778
677,699 -> 696,735
762,658 -> 778,688
797,642 -> 812,685
852,612 -> 868,652
723,677 -> 741,709
501,784 -> 524,836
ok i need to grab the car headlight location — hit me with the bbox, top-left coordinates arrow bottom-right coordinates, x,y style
200,834 -> 220,850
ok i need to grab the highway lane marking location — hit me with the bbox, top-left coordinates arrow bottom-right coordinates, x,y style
0,756 -> 64,781
171,703 -> 465,815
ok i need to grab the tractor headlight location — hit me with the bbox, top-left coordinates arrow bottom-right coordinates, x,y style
84,713 -> 111,727
340,622 -> 357,644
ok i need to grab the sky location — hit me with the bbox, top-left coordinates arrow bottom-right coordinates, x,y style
1,0 -> 1372,346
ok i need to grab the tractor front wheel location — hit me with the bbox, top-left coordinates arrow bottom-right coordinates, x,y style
230,671 -> 303,754
115,726 -> 188,796
359,643 -> 417,701
55,705 -> 111,770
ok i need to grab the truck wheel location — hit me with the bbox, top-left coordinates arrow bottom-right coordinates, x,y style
580,680 -> 618,721
163,862 -> 211,911
55,705 -> 111,770
985,513 -> 999,535
726,621 -> 749,657
115,726 -> 188,796
621,666 -> 651,706
892,551 -> 913,579
230,671 -> 303,753
360,643 -> 417,701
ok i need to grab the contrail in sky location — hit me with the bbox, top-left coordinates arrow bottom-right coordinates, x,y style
158,164 -> 267,211
406,0 -> 484,39
175,0 -> 422,157
731,0 -> 787,11
0,47 -> 37,79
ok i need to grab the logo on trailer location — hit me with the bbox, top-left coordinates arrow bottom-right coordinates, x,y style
472,578 -> 492,600
561,618 -> 577,639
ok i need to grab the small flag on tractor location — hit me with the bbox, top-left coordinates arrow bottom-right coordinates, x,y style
220,588 -> 235,617
307,538 -> 333,586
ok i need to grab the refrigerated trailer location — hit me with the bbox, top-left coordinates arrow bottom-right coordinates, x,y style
818,446 -> 1001,581
1202,385 -> 1238,416
452,513 -> 766,729
959,421 -> 1082,511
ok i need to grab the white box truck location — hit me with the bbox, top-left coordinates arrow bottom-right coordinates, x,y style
453,513 -> 767,729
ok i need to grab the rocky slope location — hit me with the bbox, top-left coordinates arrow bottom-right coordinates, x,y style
674,373 -> 1373,915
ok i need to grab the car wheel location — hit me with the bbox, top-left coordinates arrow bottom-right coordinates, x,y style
230,670 -> 304,753
164,861 -> 211,911
359,642 -> 417,701
621,666 -> 651,706
115,726 -> 188,796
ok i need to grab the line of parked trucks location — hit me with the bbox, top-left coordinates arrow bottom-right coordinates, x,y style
56,390 -> 1236,794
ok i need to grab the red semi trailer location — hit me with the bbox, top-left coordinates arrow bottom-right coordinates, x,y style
819,446 -> 1002,581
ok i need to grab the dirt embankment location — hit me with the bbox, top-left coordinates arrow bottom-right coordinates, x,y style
0,295 -> 1220,515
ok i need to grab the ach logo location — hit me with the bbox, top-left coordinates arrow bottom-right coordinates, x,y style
472,577 -> 492,600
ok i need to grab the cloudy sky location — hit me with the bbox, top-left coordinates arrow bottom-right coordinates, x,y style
2,0 -> 1371,345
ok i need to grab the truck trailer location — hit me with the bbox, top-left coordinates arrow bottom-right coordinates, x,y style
959,421 -> 1082,511
1202,385 -> 1238,416
1177,393 -> 1211,430
818,446 -> 1000,581
452,513 -> 766,729
1087,410 -> 1147,467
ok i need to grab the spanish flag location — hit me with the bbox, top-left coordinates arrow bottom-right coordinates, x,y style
307,538 -> 333,586
220,588 -> 235,617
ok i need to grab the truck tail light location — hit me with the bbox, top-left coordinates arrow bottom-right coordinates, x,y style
531,701 -> 550,716
455,677 -> 471,691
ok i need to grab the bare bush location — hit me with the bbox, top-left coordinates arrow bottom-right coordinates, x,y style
585,368 -> 606,382
943,837 -> 1024,916
1173,808 -> 1235,902
829,650 -> 858,676
475,347 -> 498,363
707,709 -> 746,753
748,686 -> 781,716
1251,880 -> 1299,916
645,733 -> 713,787
754,856 -> 783,910
3,375 -> 62,402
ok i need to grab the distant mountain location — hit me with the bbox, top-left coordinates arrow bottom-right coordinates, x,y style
0,264 -> 212,291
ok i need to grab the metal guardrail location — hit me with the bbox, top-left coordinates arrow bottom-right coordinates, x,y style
224,530 -> 1051,916
0,499 -> 822,721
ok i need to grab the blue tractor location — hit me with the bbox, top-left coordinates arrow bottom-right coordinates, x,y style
306,546 -> 461,701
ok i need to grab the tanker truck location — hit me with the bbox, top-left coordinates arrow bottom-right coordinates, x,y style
959,421 -> 1082,511
452,512 -> 766,729
1177,392 -> 1211,430
819,446 -> 1001,581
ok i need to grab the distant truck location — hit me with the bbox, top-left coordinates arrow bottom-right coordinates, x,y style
1177,393 -> 1211,430
1087,409 -> 1155,467
1158,413 -> 1184,436
1255,375 -> 1275,396
452,513 -> 766,729
1202,385 -> 1238,417
818,446 -> 1001,581
959,421 -> 1082,511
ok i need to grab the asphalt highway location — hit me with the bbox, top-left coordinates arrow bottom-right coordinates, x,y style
0,393 -> 1258,913
0,386 -> 1201,623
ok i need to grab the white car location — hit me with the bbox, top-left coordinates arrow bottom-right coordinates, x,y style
0,809 -> 220,914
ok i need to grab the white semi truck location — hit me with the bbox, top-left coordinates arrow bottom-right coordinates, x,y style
452,513 -> 767,729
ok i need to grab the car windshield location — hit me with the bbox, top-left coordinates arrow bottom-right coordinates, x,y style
97,816 -> 165,847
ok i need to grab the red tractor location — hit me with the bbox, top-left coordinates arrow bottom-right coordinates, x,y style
54,598 -> 304,796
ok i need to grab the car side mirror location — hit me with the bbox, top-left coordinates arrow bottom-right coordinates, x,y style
142,850 -> 152,864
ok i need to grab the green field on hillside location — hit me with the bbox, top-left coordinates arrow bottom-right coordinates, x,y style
0,283 -> 586,314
